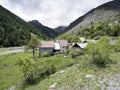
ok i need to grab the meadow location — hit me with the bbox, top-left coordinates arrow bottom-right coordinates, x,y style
0,51 -> 120,90
1,37 -> 120,90
0,51 -> 73,90
0,52 -> 32,90
18,52 -> 120,90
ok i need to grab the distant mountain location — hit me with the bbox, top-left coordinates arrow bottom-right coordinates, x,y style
28,20 -> 59,38
54,26 -> 67,34
0,5 -> 47,47
64,0 -> 120,38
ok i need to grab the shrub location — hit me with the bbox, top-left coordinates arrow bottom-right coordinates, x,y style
71,49 -> 82,58
41,52 -> 49,57
114,38 -> 120,52
54,51 -> 60,55
84,36 -> 113,68
18,57 -> 56,84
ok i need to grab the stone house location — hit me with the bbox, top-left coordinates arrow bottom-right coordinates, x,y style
39,40 -> 69,55
39,41 -> 54,55
56,40 -> 68,53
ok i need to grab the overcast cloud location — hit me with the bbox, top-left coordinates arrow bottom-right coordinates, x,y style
0,0 -> 113,28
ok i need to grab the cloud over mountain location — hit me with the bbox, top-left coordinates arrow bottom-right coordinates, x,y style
0,0 -> 112,28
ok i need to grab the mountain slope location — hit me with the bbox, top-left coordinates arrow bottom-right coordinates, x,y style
65,0 -> 120,38
54,26 -> 67,34
0,5 -> 47,47
28,20 -> 59,38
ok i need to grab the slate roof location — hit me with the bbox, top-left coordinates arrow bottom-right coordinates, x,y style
39,41 -> 54,48
74,43 -> 88,49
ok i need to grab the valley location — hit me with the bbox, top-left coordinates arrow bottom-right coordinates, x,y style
0,0 -> 120,90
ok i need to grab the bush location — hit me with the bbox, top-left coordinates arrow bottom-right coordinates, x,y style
84,36 -> 113,68
114,38 -> 120,52
41,52 -> 49,57
54,51 -> 60,55
71,49 -> 82,58
18,57 -> 56,84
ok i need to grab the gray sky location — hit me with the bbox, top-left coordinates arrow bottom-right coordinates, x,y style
0,0 -> 112,28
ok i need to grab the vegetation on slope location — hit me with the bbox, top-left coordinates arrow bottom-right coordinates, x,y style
22,56 -> 120,90
54,26 -> 67,34
0,5 -> 47,47
28,20 -> 59,38
64,0 -> 120,36
56,33 -> 80,43
77,19 -> 120,39
60,15 -> 120,39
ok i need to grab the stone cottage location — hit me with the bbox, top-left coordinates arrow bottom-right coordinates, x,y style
56,40 -> 68,53
39,40 -> 69,55
39,41 -> 54,55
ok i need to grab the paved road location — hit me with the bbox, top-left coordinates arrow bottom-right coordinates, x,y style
0,46 -> 24,55
0,50 -> 24,55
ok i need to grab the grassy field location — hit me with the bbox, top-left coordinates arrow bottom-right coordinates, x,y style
0,51 -> 73,90
16,52 -> 120,90
1,48 -> 120,90
0,52 -> 33,90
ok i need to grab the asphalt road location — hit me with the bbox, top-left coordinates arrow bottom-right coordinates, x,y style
0,50 -> 24,55
0,46 -> 24,55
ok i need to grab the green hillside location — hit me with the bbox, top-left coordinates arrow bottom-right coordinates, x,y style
0,5 -> 47,47
28,20 -> 59,38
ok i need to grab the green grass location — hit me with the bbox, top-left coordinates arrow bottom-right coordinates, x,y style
0,52 -> 73,90
1,50 -> 120,90
0,52 -> 32,90
18,52 -> 120,90
40,54 -> 73,70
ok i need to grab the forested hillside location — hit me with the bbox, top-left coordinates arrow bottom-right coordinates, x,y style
0,5 -> 47,47
28,20 -> 59,38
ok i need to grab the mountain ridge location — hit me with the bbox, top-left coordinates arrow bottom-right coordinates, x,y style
28,20 -> 59,38
64,0 -> 120,35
